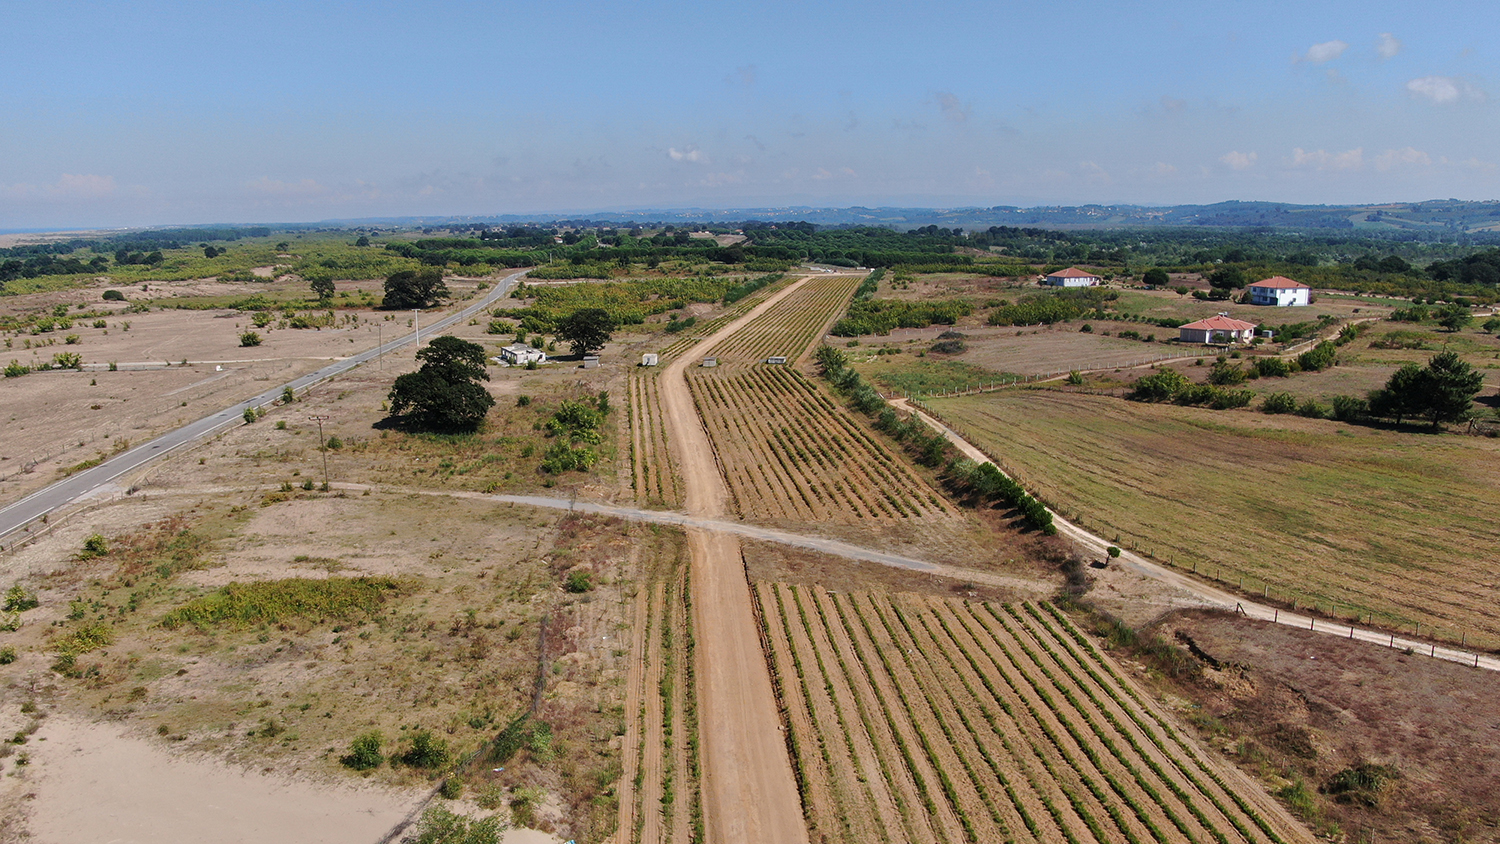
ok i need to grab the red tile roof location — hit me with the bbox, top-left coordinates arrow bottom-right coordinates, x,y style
1047,267 -> 1098,278
1249,276 -> 1309,290
1180,315 -> 1257,331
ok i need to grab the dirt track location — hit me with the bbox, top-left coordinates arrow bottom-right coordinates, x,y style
658,276 -> 817,844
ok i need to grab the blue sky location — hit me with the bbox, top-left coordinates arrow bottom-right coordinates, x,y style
2,0 -> 1498,227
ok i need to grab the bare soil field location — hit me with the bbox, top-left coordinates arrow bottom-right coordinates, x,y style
926,389 -> 1500,650
0,277 -> 494,506
1143,609 -> 1500,843
755,586 -> 1313,844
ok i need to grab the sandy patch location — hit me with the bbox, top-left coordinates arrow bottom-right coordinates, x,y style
11,715 -> 422,844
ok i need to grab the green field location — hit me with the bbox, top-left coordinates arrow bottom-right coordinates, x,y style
928,389 -> 1500,649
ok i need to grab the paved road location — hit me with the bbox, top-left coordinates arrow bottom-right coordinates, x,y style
892,397 -> 1500,673
0,270 -> 528,545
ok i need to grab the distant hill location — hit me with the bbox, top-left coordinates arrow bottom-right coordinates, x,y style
324,199 -> 1500,235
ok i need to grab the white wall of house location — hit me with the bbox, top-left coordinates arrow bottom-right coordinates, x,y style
1248,286 -> 1310,306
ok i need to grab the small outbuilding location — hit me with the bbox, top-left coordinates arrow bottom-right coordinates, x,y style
1179,314 -> 1258,345
1044,267 -> 1101,287
497,343 -> 547,366
582,355 -> 600,369
701,357 -> 717,368
1246,276 -> 1311,307
641,353 -> 659,367
765,356 -> 787,365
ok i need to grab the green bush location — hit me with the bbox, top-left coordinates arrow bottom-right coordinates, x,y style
563,570 -> 594,593
340,731 -> 384,770
3,584 -> 39,612
1261,392 -> 1297,414
405,806 -> 504,844
399,729 -> 451,770
0,646 -> 16,665
102,289 -> 126,301
81,533 -> 109,558
438,777 -> 464,800
240,331 -> 262,347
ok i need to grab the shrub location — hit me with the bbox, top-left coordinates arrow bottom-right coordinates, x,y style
564,570 -> 594,593
325,436 -> 343,450
1209,360 -> 1247,385
1251,357 -> 1291,378
1065,370 -> 1084,386
405,806 -> 504,844
102,289 -> 126,301
515,395 -> 530,407
439,777 -> 464,800
3,361 -> 27,378
0,647 -> 15,665
52,352 -> 83,370
243,408 -> 258,424
64,334 -> 81,345
340,731 -> 384,770
1296,399 -> 1328,419
81,533 -> 109,558
1128,369 -> 1189,402
398,729 -> 450,770
1261,392 -> 1297,414
240,332 -> 262,347
3,584 -> 39,612
1297,341 -> 1337,372
929,339 -> 967,354
1329,394 -> 1367,422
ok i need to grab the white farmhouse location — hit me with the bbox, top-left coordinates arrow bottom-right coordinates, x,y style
1246,276 -> 1311,307
1044,267 -> 1101,287
1178,314 -> 1258,345
497,343 -> 547,366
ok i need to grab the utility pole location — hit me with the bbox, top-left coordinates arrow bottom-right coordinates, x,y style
310,415 -> 330,490
413,309 -> 419,346
377,323 -> 382,370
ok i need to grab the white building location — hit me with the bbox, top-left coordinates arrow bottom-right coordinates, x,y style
1044,267 -> 1101,287
497,343 -> 547,366
1246,276 -> 1311,307
641,353 -> 659,367
1178,314 -> 1258,345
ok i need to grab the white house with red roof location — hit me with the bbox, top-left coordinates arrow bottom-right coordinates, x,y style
1246,276 -> 1311,307
1178,313 -> 1258,345
1044,267 -> 1101,287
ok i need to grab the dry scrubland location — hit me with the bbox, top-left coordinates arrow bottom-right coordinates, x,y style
0,487 -> 636,842
928,389 -> 1500,649
757,584 -> 1311,844
1141,610 -> 1500,843
0,276 -> 491,505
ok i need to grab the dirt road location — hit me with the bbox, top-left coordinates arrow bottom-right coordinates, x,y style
657,276 -> 817,844
893,398 -> 1500,673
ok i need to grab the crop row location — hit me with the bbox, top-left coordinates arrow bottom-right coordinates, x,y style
629,370 -> 681,507
757,585 -> 1308,844
688,366 -> 951,524
621,566 -> 704,844
655,274 -> 797,362
709,273 -> 863,365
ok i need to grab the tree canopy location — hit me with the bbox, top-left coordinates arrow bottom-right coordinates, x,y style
1141,267 -> 1170,287
387,336 -> 494,432
555,307 -> 616,357
382,268 -> 449,310
1366,350 -> 1484,427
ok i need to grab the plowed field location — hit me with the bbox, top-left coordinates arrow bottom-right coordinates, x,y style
756,585 -> 1314,844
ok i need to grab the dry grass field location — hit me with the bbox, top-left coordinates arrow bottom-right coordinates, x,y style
927,389 -> 1500,649
756,585 -> 1312,844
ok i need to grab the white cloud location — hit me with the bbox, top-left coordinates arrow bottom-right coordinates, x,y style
1372,147 -> 1431,171
1302,40 -> 1348,63
1291,147 -> 1364,170
1151,162 -> 1178,177
1406,75 -> 1485,104
1220,151 -> 1257,170
1079,161 -> 1112,185
49,173 -> 117,198
1376,33 -> 1401,60
667,147 -> 708,163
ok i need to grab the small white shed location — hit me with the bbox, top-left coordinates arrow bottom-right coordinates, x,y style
498,343 -> 547,366
641,353 -> 659,367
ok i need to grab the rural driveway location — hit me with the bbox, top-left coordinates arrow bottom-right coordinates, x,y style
657,275 -> 815,844
0,269 -> 529,546
892,398 -> 1500,673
